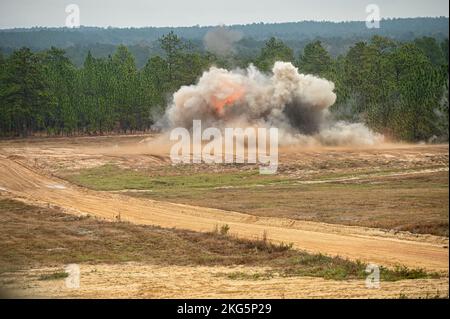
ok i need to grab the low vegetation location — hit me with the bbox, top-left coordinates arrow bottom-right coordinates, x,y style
64,164 -> 284,191
63,165 -> 449,237
38,271 -> 68,281
0,198 -> 439,282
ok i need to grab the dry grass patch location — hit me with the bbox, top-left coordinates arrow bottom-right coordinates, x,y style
64,164 -> 449,236
0,197 -> 438,282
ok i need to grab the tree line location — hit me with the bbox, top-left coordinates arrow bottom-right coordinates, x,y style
1,17 -> 447,50
0,32 -> 448,141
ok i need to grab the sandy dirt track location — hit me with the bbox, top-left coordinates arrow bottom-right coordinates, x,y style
3,263 -> 448,299
0,156 -> 448,272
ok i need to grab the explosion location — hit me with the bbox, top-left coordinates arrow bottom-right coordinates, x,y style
210,80 -> 245,114
158,61 -> 382,146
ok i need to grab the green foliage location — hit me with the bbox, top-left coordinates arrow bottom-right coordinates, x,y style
297,41 -> 332,76
414,37 -> 447,66
389,43 -> 446,140
38,271 -> 69,281
159,32 -> 212,91
64,164 -> 282,191
0,48 -> 52,136
332,36 -> 448,141
0,32 -> 448,142
42,47 -> 78,134
435,77 -> 449,141
282,253 -> 436,281
255,37 -> 294,72
225,252 -> 436,282
1,18 -> 447,52
0,33 -> 214,136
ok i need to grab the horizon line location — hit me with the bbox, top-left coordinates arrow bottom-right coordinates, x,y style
0,16 -> 448,31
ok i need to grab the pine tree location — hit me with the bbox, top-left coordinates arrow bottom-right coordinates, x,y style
42,47 -> 78,135
0,48 -> 52,136
297,41 -> 332,76
255,37 -> 294,72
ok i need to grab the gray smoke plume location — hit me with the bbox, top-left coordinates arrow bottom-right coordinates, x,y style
158,62 -> 382,146
203,26 -> 243,56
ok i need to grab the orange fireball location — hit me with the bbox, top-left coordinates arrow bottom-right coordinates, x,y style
210,81 -> 245,114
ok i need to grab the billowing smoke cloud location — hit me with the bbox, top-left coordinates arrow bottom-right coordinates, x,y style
157,62 -> 382,146
203,26 -> 243,56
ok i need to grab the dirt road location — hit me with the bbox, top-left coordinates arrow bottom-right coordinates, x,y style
0,156 -> 448,272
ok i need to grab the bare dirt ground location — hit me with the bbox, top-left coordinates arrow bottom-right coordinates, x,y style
0,135 -> 447,177
1,136 -> 448,235
2,197 -> 447,299
0,135 -> 448,298
0,142 -> 448,271
3,263 -> 448,299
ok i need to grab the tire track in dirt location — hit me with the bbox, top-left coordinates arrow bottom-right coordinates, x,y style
0,156 -> 448,272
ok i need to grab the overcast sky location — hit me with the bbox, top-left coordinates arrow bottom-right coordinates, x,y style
0,0 -> 448,29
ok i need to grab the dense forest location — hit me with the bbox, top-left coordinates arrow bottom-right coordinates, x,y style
1,17 -> 448,67
1,18 -> 448,47
0,30 -> 448,142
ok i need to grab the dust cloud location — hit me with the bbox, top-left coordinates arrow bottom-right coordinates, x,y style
156,61 -> 383,146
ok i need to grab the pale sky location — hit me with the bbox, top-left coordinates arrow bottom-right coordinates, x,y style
0,0 -> 448,29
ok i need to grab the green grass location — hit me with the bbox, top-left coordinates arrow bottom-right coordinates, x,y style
64,164 -> 448,194
220,252 -> 438,282
61,165 -> 449,237
64,164 -> 287,192
38,271 -> 68,281
280,253 -> 435,281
